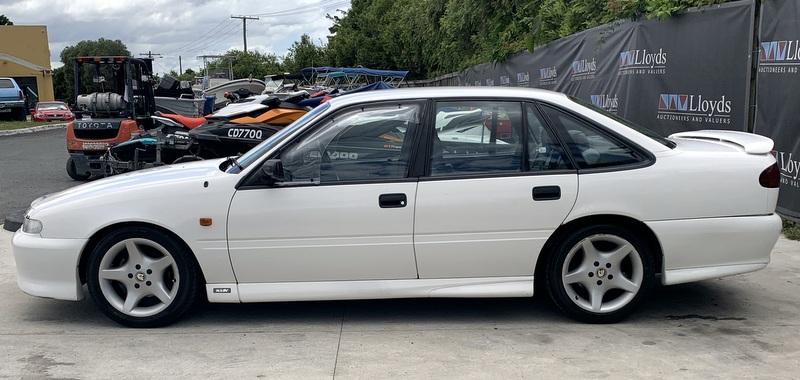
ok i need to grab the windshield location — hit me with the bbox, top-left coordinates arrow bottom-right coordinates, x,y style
228,102 -> 331,172
568,96 -> 676,148
37,102 -> 68,111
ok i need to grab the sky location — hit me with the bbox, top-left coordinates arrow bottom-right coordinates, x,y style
1,0 -> 350,75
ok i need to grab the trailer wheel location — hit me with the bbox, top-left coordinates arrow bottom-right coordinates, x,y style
66,157 -> 91,181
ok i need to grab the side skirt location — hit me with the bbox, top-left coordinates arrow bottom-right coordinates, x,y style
206,276 -> 534,303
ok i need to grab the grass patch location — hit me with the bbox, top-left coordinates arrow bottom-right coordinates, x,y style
783,219 -> 800,240
0,120 -> 63,131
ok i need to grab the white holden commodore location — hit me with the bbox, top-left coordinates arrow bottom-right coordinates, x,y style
12,88 -> 782,327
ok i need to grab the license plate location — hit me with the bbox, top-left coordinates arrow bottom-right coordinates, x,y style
0,108 -> 10,113
82,142 -> 109,150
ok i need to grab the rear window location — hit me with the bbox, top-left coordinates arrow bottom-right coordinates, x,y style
0,79 -> 14,89
569,96 -> 675,149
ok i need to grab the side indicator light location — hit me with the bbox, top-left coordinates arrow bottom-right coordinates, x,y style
199,218 -> 213,226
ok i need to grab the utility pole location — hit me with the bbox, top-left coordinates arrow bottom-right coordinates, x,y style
139,51 -> 163,60
179,55 -> 182,75
230,15 -> 259,53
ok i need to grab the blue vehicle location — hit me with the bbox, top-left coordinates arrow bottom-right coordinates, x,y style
0,77 -> 27,121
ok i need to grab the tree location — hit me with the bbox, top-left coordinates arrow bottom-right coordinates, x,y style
205,50 -> 282,80
52,66 -> 69,101
0,14 -> 12,25
56,38 -> 130,102
282,34 -> 328,73
322,0 -> 731,78
166,68 -> 198,82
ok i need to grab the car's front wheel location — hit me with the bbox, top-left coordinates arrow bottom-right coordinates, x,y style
545,224 -> 655,323
86,227 -> 201,327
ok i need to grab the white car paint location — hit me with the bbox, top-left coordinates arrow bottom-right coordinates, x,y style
414,174 -> 577,278
12,87 -> 781,306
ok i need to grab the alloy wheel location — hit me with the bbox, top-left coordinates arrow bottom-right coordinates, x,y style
97,238 -> 180,317
561,234 -> 644,313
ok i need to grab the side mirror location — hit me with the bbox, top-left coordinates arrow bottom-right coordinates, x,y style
259,159 -> 284,186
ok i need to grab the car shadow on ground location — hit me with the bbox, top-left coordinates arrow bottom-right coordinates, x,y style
14,280 -> 756,330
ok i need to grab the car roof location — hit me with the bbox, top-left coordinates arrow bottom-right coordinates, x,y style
327,87 -> 570,108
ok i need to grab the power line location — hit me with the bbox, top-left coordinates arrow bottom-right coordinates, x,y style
195,25 -> 243,55
172,18 -> 235,52
248,0 -> 349,17
171,22 -> 240,56
171,1 -> 350,56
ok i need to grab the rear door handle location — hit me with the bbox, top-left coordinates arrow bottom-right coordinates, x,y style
533,186 -> 561,201
379,193 -> 407,208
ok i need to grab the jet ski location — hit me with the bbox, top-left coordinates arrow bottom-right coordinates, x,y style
188,93 -> 309,158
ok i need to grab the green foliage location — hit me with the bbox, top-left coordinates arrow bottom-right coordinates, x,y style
783,219 -> 800,241
283,34 -> 329,74
52,66 -> 69,101
0,14 -> 12,25
322,0 -> 733,78
166,68 -> 198,82
205,50 -> 283,79
55,38 -> 130,102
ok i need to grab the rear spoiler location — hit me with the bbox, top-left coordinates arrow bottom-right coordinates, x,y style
669,130 -> 774,154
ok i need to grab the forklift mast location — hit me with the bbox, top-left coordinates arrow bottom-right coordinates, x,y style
73,56 -> 156,124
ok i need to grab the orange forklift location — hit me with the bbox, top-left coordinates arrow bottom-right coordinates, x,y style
65,56 -> 157,180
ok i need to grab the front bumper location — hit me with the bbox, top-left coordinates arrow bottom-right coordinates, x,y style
11,231 -> 87,301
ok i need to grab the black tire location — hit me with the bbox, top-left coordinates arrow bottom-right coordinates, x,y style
545,224 -> 655,323
86,226 -> 201,327
15,108 -> 27,121
66,157 -> 91,181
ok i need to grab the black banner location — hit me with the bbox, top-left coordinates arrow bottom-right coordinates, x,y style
428,1 -> 755,136
755,0 -> 800,220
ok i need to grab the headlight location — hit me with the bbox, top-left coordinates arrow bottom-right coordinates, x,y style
22,217 -> 43,234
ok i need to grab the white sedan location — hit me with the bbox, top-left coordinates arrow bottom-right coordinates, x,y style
12,87 -> 782,327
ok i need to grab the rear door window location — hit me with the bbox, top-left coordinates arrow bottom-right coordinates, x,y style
430,101 -> 524,176
0,79 -> 14,89
539,104 -> 644,169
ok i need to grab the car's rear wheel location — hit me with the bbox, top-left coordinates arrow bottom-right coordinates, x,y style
66,157 -> 91,181
545,224 -> 655,323
86,227 -> 200,327
15,108 -> 27,121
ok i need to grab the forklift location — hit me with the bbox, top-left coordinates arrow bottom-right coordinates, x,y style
65,56 -> 157,180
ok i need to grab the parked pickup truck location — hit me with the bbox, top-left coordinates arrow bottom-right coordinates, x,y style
0,77 -> 27,120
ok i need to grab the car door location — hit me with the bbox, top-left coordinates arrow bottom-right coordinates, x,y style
414,100 -> 579,278
227,100 -> 425,283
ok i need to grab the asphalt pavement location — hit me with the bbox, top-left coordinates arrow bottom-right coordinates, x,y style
0,129 -> 76,229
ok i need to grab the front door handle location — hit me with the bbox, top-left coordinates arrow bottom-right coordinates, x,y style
379,193 -> 407,208
533,186 -> 561,201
